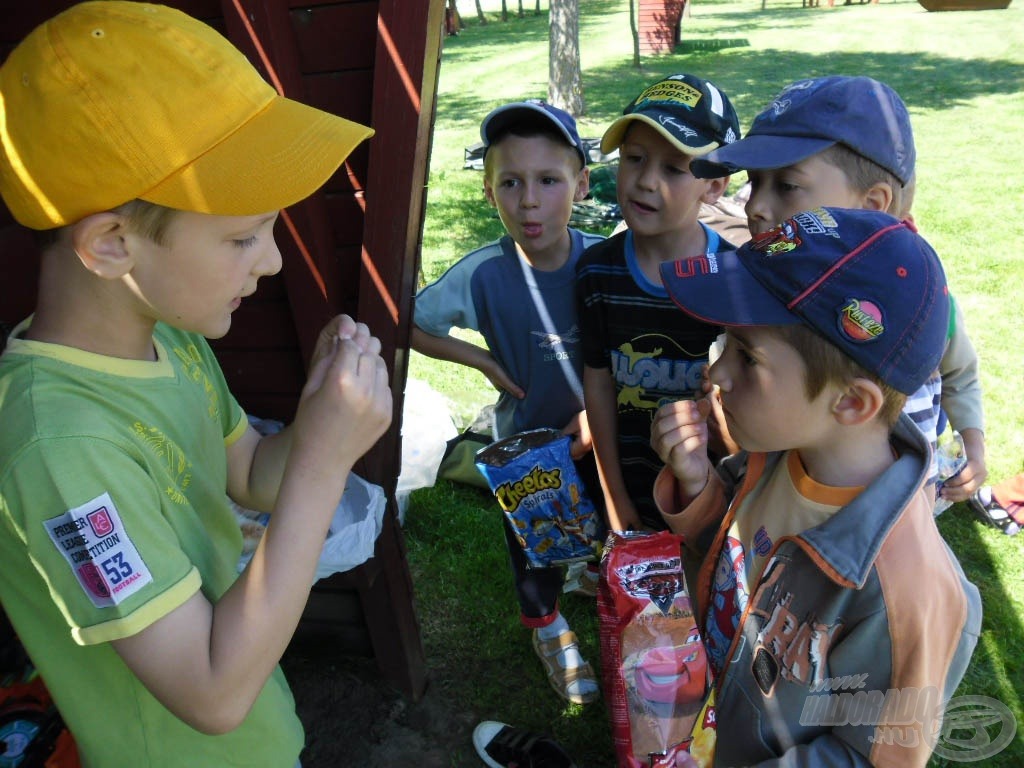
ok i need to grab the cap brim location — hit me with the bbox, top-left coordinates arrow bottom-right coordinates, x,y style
141,96 -> 374,215
690,135 -> 835,179
600,114 -> 717,157
659,249 -> 797,328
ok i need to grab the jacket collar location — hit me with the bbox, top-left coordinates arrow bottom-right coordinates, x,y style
793,413 -> 931,588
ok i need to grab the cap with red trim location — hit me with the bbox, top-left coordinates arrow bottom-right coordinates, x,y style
659,207 -> 949,394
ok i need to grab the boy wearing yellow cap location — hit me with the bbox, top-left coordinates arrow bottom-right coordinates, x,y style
0,3 -> 389,766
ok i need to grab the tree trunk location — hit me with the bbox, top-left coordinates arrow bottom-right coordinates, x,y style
548,0 -> 584,115
535,0 -> 542,13
629,0 -> 641,68
475,0 -> 487,24
446,0 -> 463,35
501,0 -> 508,21
518,0 -> 525,17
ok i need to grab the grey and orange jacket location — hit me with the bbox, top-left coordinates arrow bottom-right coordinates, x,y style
654,414 -> 982,767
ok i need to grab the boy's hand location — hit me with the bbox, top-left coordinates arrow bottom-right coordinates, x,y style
651,399 -> 713,500
291,320 -> 392,480
310,315 -> 375,369
561,410 -> 593,460
939,428 -> 987,501
482,355 -> 525,400
606,497 -> 644,533
698,361 -> 739,459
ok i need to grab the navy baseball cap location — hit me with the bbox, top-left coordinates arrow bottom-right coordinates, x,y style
690,76 -> 915,186
600,73 -> 740,156
660,207 -> 949,395
480,99 -> 587,166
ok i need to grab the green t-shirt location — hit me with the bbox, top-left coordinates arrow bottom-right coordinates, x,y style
0,321 -> 304,767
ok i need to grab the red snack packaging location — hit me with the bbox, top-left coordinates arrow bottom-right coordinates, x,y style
598,530 -> 716,767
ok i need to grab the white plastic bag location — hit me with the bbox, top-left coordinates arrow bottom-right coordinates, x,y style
396,378 -> 458,520
314,472 -> 387,581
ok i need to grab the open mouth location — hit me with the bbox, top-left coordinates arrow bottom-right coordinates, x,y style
634,627 -> 707,705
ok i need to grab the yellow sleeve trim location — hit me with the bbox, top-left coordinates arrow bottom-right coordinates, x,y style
72,568 -> 202,645
225,411 -> 249,447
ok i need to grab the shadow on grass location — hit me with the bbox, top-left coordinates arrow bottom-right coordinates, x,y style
404,485 -> 1023,767
404,479 -> 617,766
933,506 -> 1023,767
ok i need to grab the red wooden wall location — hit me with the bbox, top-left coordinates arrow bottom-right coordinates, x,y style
0,0 -> 445,699
638,0 -> 686,55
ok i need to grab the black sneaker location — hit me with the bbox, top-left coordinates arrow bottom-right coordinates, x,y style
472,721 -> 577,768
968,488 -> 1020,536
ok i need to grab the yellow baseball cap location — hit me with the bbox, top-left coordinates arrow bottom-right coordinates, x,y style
0,1 -> 374,230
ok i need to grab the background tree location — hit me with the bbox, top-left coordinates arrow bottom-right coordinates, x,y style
474,0 -> 487,24
446,0 -> 463,35
629,0 -> 641,67
548,0 -> 584,115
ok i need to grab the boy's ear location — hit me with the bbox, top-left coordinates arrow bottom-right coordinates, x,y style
482,177 -> 497,208
831,377 -> 885,426
860,182 -> 894,214
699,174 -> 730,205
70,212 -> 134,279
574,166 -> 591,202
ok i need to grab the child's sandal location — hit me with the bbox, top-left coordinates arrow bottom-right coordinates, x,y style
968,488 -> 1020,536
532,629 -> 600,705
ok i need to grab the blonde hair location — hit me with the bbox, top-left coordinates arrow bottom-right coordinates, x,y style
775,324 -> 907,428
819,144 -> 909,218
116,199 -> 180,245
33,199 -> 179,251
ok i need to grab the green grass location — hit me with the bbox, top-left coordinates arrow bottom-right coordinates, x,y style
404,1 -> 1024,764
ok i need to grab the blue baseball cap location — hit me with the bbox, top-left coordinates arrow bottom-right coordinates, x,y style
600,73 -> 740,156
690,76 -> 915,186
660,207 -> 949,395
480,99 -> 587,166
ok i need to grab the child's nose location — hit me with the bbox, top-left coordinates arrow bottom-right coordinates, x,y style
709,358 -> 730,392
636,164 -> 658,191
520,181 -> 540,207
255,238 -> 283,278
744,193 -> 771,233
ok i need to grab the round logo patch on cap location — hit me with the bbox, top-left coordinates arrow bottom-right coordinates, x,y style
838,298 -> 885,343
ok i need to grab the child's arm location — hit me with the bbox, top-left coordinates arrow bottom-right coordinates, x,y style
112,315 -> 392,734
584,364 -> 641,531
560,409 -> 592,460
935,307 -> 987,500
411,325 -> 525,400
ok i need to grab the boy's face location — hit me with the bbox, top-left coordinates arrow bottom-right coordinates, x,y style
744,154 -> 867,236
615,123 -> 723,239
709,327 -> 835,454
123,210 -> 282,339
483,134 -> 588,261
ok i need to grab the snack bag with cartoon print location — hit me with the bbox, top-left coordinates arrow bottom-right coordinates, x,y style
475,428 -> 601,567
598,530 -> 716,767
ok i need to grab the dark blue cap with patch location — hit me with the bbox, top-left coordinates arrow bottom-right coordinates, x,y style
660,207 -> 948,395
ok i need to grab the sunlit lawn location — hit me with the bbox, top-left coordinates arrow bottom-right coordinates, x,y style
405,2 -> 1024,764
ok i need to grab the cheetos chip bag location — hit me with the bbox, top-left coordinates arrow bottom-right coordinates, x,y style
598,530 -> 716,767
475,428 -> 601,568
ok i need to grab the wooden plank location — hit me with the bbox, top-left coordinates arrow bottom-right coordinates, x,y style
352,0 -> 447,702
0,223 -> 39,330
288,2 -> 378,73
